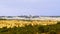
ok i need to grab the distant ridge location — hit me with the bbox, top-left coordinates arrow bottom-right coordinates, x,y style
0,16 -> 60,21
41,16 -> 60,17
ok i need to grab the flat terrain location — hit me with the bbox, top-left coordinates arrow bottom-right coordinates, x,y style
0,19 -> 57,28
0,19 -> 59,34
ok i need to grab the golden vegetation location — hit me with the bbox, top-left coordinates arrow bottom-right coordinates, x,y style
0,20 -> 57,28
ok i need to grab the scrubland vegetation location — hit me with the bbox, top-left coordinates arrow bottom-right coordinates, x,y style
0,19 -> 57,28
0,19 -> 59,34
0,21 -> 60,34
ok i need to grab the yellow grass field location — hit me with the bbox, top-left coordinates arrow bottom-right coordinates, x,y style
0,19 -> 58,28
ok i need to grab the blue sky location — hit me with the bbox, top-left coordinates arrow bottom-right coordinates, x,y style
0,0 -> 60,16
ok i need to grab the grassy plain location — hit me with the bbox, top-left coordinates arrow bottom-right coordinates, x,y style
0,19 -> 59,34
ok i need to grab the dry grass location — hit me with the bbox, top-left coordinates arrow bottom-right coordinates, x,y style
0,20 -> 58,28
